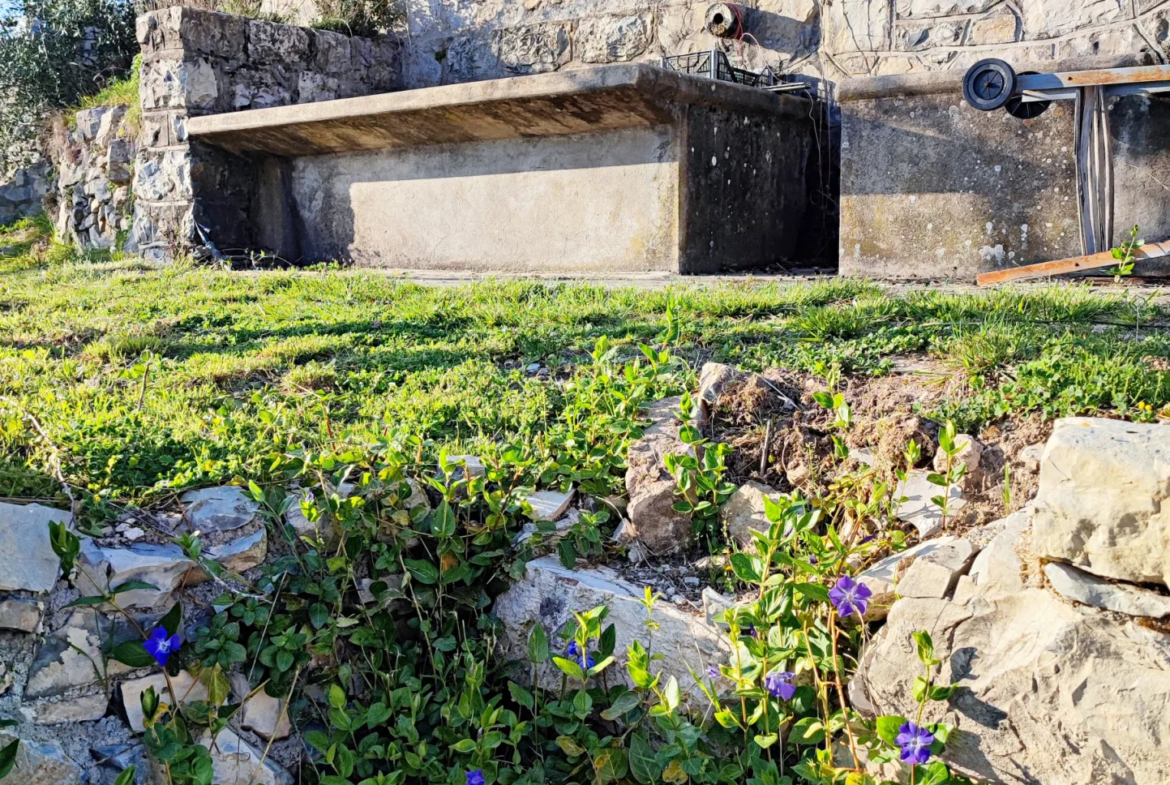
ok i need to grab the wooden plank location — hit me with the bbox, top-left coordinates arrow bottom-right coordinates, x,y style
976,240 -> 1170,286
1017,64 -> 1170,91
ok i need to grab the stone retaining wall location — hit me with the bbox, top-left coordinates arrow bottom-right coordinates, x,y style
50,106 -> 138,250
0,161 -> 52,230
132,7 -> 402,260
255,0 -> 1170,89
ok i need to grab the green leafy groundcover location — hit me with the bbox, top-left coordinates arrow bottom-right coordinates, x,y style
1,239 -> 1168,784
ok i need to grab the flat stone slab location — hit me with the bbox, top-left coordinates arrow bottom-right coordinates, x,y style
895,470 -> 965,539
188,64 -> 808,157
181,486 -> 261,532
1045,562 -> 1170,619
0,502 -> 72,593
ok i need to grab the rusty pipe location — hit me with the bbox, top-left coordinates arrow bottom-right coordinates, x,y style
705,2 -> 746,38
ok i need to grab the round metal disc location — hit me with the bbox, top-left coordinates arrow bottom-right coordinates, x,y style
963,58 -> 1016,111
1005,72 -> 1051,119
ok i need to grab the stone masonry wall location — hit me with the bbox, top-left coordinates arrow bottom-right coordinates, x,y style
132,7 -> 402,260
50,106 -> 138,250
318,0 -> 1170,90
0,161 -> 52,229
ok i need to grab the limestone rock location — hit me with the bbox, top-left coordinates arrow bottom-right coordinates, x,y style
0,597 -> 42,632
26,609 -> 136,699
1044,562 -> 1170,619
0,731 -> 83,785
526,488 -> 574,522
623,397 -> 693,555
0,502 -> 72,593
122,670 -> 207,732
76,539 -> 196,609
719,480 -> 777,550
931,433 -> 983,479
856,536 -> 969,620
895,470 -> 965,538
576,15 -> 649,63
445,455 -> 485,480
181,486 -> 261,533
239,689 -> 292,740
1031,418 -> 1170,586
205,528 -> 267,574
200,727 -> 291,785
854,512 -> 1170,784
493,556 -> 729,703
894,537 -> 974,599
30,692 -> 109,724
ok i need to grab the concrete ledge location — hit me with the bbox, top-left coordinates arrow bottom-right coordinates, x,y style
838,53 -> 1152,102
187,64 -> 809,155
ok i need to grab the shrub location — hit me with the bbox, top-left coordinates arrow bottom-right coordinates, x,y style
312,0 -> 402,37
0,0 -> 136,168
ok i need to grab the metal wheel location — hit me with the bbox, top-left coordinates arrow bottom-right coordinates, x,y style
1005,72 -> 1051,119
963,58 -> 1016,111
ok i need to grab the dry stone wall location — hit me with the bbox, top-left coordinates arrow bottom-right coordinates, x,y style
132,7 -> 402,260
370,0 -> 1170,89
50,106 -> 138,250
0,161 -> 52,230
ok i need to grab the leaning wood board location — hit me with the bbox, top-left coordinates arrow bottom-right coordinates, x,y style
976,239 -> 1170,286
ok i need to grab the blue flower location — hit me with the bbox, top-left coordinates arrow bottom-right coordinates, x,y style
762,671 -> 796,701
466,770 -> 486,785
829,575 -> 873,618
567,641 -> 594,670
706,665 -> 720,681
895,722 -> 934,765
143,626 -> 181,668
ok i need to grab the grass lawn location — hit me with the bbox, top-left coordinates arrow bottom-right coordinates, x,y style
1,218 -> 1168,514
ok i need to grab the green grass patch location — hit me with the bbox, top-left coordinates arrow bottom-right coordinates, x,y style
0,248 -> 1165,504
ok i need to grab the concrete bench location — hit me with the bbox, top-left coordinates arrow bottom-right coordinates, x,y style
188,63 -> 815,274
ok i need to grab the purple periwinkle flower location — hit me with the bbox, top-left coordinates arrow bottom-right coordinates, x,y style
567,640 -> 594,670
763,671 -> 796,701
143,626 -> 181,668
706,665 -> 720,681
895,722 -> 934,765
466,770 -> 486,785
743,624 -> 758,639
829,575 -> 873,617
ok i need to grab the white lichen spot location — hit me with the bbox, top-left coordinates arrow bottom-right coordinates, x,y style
979,244 -> 1006,264
853,244 -> 861,258
994,164 -> 1002,173
936,247 -> 945,258
910,195 -> 918,203
711,156 -> 718,166
985,222 -> 994,234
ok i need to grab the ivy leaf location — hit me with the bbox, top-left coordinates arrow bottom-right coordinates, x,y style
404,559 -> 439,585
366,702 -> 392,728
109,640 -> 154,668
450,739 -> 477,754
527,624 -> 549,664
63,595 -> 109,608
662,760 -> 688,784
552,656 -> 585,682
160,603 -> 183,637
600,691 -> 641,721
789,717 -> 824,745
875,715 -> 908,746
508,682 -> 534,710
276,650 -> 294,672
557,539 -> 576,569
0,737 -> 18,779
555,736 -> 585,757
111,579 -> 159,595
593,748 -> 629,784
795,582 -> 830,604
628,733 -> 661,785
310,603 -> 329,630
916,761 -> 951,785
729,552 -> 760,583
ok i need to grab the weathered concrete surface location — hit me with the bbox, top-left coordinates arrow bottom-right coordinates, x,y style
291,127 -> 679,272
190,64 -> 812,273
838,72 -> 1080,280
838,61 -> 1170,280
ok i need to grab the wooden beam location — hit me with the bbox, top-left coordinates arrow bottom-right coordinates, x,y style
976,240 -> 1170,286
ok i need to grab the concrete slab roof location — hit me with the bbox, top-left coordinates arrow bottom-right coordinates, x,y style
187,63 -> 810,156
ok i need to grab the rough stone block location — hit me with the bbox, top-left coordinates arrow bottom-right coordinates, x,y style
576,15 -> 650,63
1032,418 -> 1170,587
248,19 -> 311,64
0,597 -> 42,632
0,502 -> 72,593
